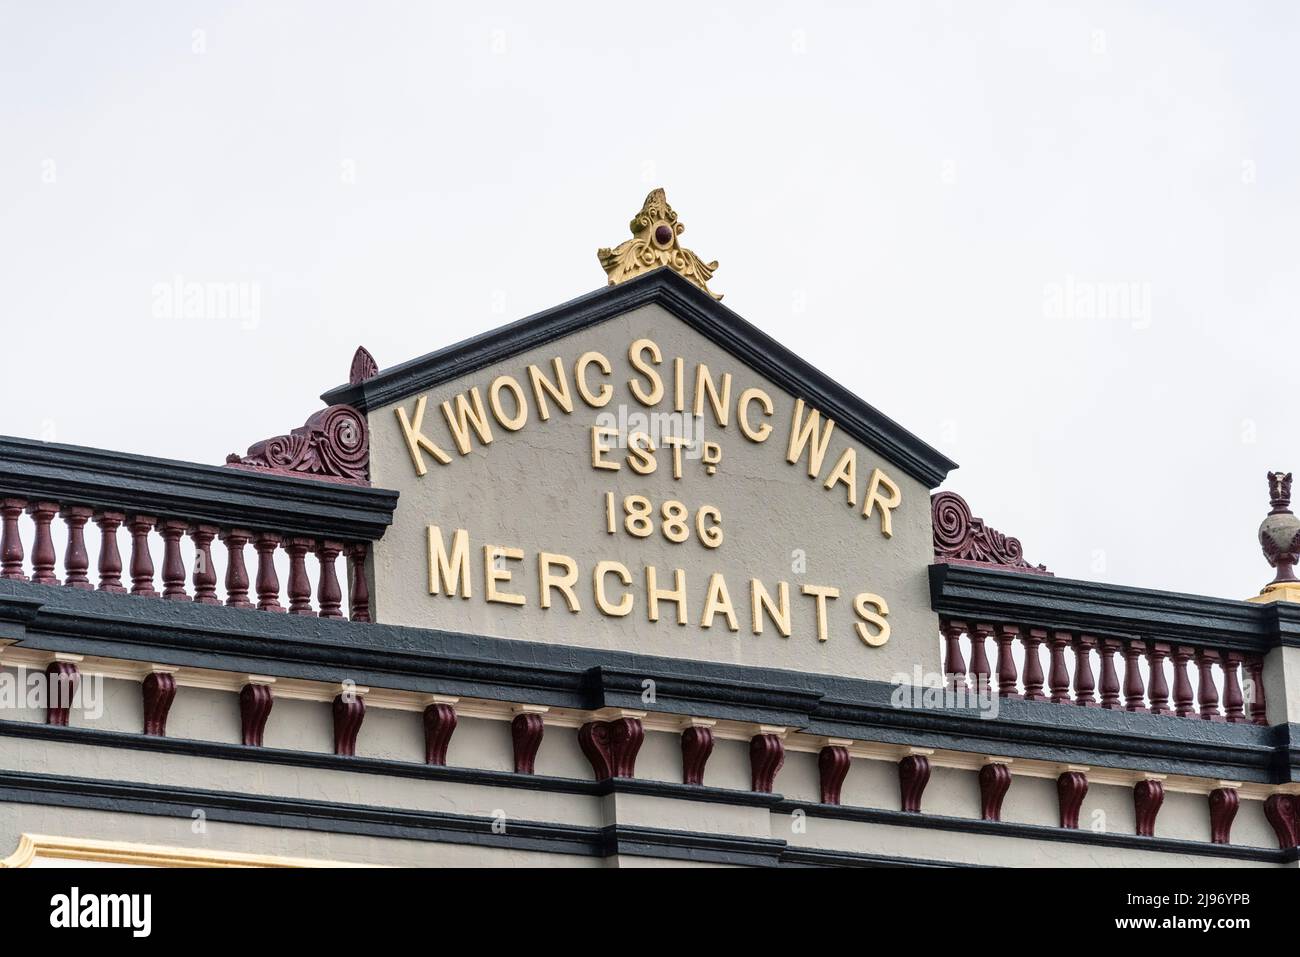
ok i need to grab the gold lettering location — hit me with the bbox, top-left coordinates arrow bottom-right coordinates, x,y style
484,545 -> 525,606
863,467 -> 902,538
539,552 -> 580,612
594,560 -> 633,616
488,375 -> 528,431
591,426 -> 620,471
737,387 -> 774,442
646,566 -> 688,625
427,526 -> 471,598
823,447 -> 858,507
526,358 -> 574,421
693,364 -> 732,427
750,579 -> 791,636
700,572 -> 739,631
627,431 -> 656,475
854,592 -> 890,647
395,396 -> 452,475
576,351 -> 613,407
801,584 -> 840,642
786,399 -> 836,478
441,387 -> 494,455
627,339 -> 664,406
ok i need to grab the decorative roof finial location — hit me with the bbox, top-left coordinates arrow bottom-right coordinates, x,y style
1252,470 -> 1300,604
597,188 -> 721,299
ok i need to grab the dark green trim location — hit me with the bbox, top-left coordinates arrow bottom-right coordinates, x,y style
0,435 -> 399,541
930,562 -> 1300,651
320,269 -> 957,489
0,766 -> 1285,866
1,579 -> 1291,785
776,801 -> 1296,865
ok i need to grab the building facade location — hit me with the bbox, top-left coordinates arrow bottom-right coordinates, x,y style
2,192 -> 1299,868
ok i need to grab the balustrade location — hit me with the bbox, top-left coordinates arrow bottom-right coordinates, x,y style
939,618 -> 1266,724
0,495 -> 374,622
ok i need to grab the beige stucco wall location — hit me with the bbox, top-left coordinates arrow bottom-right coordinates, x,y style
366,302 -> 941,683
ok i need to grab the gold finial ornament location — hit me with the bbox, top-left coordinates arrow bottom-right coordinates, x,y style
597,188 -> 721,299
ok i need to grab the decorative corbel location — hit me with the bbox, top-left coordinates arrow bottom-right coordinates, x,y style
818,739 -> 853,805
239,676 -> 275,747
422,696 -> 459,766
680,718 -> 715,786
141,667 -> 179,737
749,726 -> 786,793
332,684 -> 368,756
511,705 -> 547,775
579,711 -> 646,781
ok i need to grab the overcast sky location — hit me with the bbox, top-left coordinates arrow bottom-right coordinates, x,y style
1,1 -> 1295,601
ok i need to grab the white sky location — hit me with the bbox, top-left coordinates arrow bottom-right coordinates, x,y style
1,1 -> 1295,601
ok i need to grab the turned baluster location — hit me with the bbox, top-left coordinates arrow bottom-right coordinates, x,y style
285,537 -> 315,616
995,624 -> 1020,697
1170,646 -> 1194,717
1048,631 -> 1072,703
1097,638 -> 1122,709
1194,648 -> 1221,721
0,497 -> 26,580
253,532 -> 283,612
127,515 -> 158,597
157,519 -> 188,600
315,540 -> 343,618
1222,652 -> 1245,723
942,620 -> 968,690
26,501 -> 58,584
93,510 -> 126,593
1021,628 -> 1047,701
189,524 -> 219,604
1123,639 -> 1147,712
348,543 -> 371,622
1072,634 -> 1098,707
220,528 -> 253,609
59,505 -> 93,589
1146,643 -> 1171,715
1247,656 -> 1268,726
969,623 -> 993,695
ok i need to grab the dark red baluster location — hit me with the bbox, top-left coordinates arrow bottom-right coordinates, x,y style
348,543 -> 371,622
45,659 -> 80,726
681,724 -> 714,785
1072,634 -> 1098,707
253,531 -> 283,612
127,514 -> 158,597
979,762 -> 1012,821
1171,646 -> 1194,717
1048,631 -> 1072,703
1123,639 -> 1147,712
969,623 -> 993,696
27,501 -> 58,584
750,733 -> 785,793
1247,656 -> 1268,726
315,540 -> 343,619
1209,788 -> 1239,845
189,524 -> 219,604
818,744 -> 851,805
1057,770 -> 1088,829
59,505 -> 92,589
1222,652 -> 1245,723
899,754 -> 931,813
1134,779 -> 1164,837
995,625 -> 1020,697
0,497 -> 26,580
1098,638 -> 1121,709
220,528 -> 253,609
142,671 -> 177,736
157,519 -> 188,600
284,537 -> 314,616
423,701 -> 458,766
942,619 -> 967,691
1195,648 -> 1221,721
1146,643 -> 1171,715
1022,628 -> 1047,701
93,510 -> 126,593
